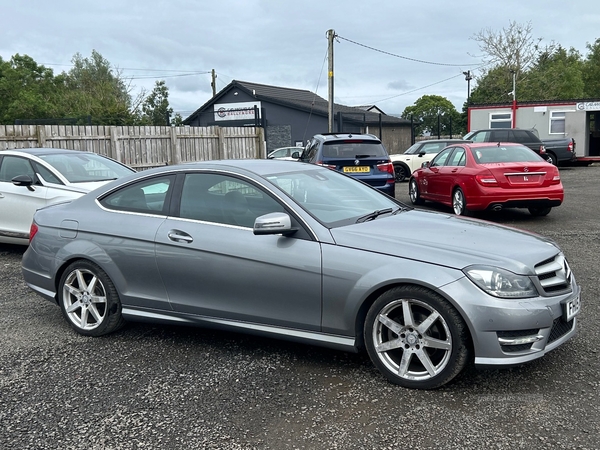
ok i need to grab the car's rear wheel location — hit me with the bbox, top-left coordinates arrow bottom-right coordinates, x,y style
58,260 -> 125,336
452,188 -> 469,216
409,179 -> 424,205
546,152 -> 557,165
364,286 -> 470,389
394,163 -> 409,183
528,207 -> 552,217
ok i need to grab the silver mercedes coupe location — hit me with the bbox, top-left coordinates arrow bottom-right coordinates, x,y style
21,159 -> 581,389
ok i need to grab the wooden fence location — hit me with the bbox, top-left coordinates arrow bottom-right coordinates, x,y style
0,125 -> 266,170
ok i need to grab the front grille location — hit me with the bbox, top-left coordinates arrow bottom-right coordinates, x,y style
548,318 -> 575,343
534,254 -> 572,295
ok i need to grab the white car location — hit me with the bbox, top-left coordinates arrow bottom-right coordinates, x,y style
390,139 -> 470,182
0,148 -> 135,245
267,146 -> 302,160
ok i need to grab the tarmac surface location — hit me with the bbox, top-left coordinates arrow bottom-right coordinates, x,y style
1,164 -> 599,449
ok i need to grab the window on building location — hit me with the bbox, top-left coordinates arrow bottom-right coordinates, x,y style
489,112 -> 512,128
550,111 -> 568,134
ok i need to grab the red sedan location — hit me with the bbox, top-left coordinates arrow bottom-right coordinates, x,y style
408,142 -> 564,216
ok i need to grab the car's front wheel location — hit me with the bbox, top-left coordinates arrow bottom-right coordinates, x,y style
58,260 -> 125,336
364,286 -> 471,389
409,179 -> 424,205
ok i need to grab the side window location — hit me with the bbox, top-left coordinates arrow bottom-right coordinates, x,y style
469,131 -> 487,143
490,130 -> 509,142
430,148 -> 453,167
448,148 -> 466,166
101,176 -> 173,214
179,173 -> 284,228
421,143 -> 445,154
512,130 -> 534,143
0,156 -> 35,182
302,140 -> 319,162
32,161 -> 63,184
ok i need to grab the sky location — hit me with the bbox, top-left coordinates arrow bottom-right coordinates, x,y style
1,0 -> 598,120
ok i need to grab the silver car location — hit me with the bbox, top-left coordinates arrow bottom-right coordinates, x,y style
21,160 -> 581,389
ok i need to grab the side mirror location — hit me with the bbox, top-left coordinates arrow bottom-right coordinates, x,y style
422,161 -> 431,169
291,151 -> 300,159
12,174 -> 35,191
254,212 -> 297,236
418,151 -> 426,157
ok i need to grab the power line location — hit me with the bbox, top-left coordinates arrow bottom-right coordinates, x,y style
336,35 -> 481,67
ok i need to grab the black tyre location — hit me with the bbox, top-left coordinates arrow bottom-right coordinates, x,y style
546,152 -> 557,165
452,188 -> 469,216
394,163 -> 409,183
528,207 -> 552,217
408,178 -> 424,205
58,260 -> 125,336
364,286 -> 471,389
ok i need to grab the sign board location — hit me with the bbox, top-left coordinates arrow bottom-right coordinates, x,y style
576,102 -> 600,111
214,102 -> 261,122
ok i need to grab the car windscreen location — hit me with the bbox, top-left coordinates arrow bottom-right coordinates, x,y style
322,141 -> 388,158
40,153 -> 135,183
265,167 -> 400,227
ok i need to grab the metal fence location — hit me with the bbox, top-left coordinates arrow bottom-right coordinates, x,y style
0,125 -> 265,170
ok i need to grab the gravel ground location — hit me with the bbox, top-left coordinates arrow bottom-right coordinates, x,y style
1,165 -> 599,449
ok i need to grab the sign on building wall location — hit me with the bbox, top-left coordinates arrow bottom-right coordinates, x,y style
214,102 -> 262,121
576,102 -> 600,111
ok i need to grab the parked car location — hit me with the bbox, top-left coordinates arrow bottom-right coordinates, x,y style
464,128 -> 549,161
0,148 -> 135,245
267,146 -> 302,160
22,159 -> 580,389
295,133 -> 395,197
390,139 -> 471,182
409,142 -> 563,216
528,128 -> 577,166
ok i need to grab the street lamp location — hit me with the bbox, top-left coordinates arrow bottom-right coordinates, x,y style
463,70 -> 473,104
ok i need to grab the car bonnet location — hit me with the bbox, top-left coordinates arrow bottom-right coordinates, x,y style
329,209 -> 559,275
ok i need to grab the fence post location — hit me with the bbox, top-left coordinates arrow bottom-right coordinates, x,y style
37,125 -> 46,147
218,126 -> 225,159
256,127 -> 265,158
110,126 -> 122,162
170,127 -> 180,165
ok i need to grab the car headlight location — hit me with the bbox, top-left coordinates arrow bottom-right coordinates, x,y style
463,265 -> 538,298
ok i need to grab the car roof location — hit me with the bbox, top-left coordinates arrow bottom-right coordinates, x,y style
313,133 -> 381,142
2,147 -> 94,156
416,139 -> 471,144
465,142 -> 526,149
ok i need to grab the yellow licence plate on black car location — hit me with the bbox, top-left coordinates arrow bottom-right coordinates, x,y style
343,166 -> 370,173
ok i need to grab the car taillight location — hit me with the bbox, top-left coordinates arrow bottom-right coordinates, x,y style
377,161 -> 395,175
475,174 -> 499,187
29,222 -> 38,243
316,161 -> 337,170
568,140 -> 574,152
539,145 -> 546,154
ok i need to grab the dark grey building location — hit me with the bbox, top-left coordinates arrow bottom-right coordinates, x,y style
183,80 -> 412,154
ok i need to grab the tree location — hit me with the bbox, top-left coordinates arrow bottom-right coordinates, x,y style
401,95 -> 463,137
0,54 -> 66,123
138,80 -> 173,126
471,20 -> 541,74
62,50 -> 135,125
582,38 -> 600,98
519,45 -> 584,100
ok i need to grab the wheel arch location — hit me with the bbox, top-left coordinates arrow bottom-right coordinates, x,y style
353,280 -> 475,355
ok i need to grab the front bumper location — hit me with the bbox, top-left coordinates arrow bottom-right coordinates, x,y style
439,275 -> 580,367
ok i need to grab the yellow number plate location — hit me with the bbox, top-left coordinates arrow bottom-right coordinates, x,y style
343,166 -> 369,173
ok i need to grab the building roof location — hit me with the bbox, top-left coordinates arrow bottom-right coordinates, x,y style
183,80 -> 410,126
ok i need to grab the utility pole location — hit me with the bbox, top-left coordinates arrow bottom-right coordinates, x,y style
327,29 -> 335,133
510,69 -> 516,127
211,69 -> 217,97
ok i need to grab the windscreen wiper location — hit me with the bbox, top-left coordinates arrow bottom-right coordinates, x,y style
356,208 -> 394,223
